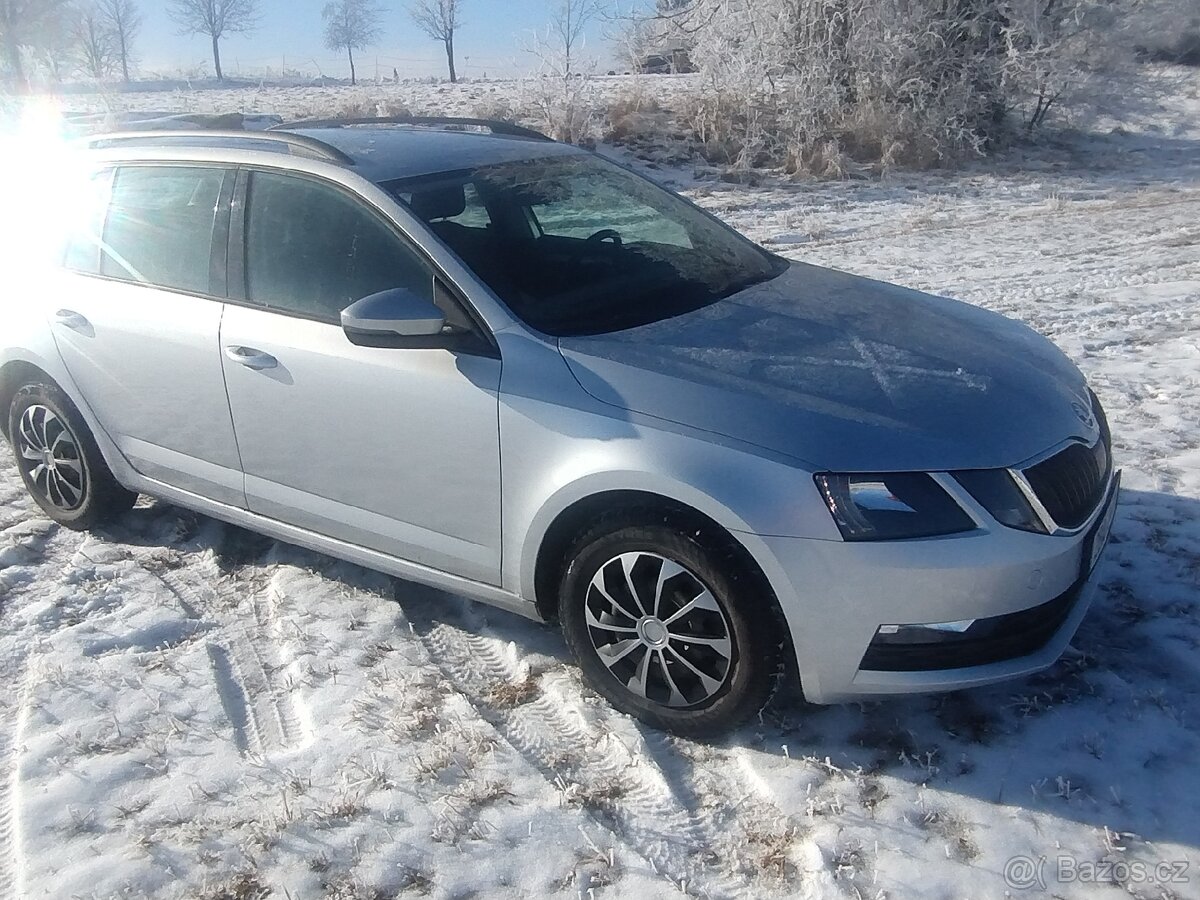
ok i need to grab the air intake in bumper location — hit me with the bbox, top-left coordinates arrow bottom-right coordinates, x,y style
859,579 -> 1085,672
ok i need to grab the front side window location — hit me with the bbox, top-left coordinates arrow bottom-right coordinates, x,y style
388,154 -> 785,336
101,165 -> 225,294
244,171 -> 434,321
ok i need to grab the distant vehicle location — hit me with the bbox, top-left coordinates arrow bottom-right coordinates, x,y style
2,117 -> 1118,734
637,50 -> 695,74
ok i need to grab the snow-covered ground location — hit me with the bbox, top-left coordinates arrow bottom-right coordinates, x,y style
26,71 -> 699,121
1,68 -> 1199,899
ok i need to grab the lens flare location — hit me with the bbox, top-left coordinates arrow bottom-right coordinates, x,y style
0,98 -> 96,290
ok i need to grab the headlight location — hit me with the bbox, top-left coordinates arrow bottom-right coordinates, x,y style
814,472 -> 975,541
953,469 -> 1048,534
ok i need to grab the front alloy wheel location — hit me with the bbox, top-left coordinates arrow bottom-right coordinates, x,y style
585,552 -> 734,708
560,520 -> 779,735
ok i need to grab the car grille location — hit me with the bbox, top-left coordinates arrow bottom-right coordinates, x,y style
1022,438 -> 1110,529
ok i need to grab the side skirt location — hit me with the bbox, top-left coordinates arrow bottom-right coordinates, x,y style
120,473 -> 545,624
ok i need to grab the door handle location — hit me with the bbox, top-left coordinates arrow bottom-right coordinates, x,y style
53,310 -> 90,330
224,346 -> 278,370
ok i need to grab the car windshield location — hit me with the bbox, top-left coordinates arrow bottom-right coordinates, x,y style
385,154 -> 786,336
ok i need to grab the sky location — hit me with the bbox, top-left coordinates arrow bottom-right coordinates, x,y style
137,0 -> 640,80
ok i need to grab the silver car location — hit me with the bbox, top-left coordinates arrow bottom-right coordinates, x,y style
1,117 -> 1118,735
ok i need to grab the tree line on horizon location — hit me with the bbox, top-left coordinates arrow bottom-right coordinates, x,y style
0,0 -> 490,89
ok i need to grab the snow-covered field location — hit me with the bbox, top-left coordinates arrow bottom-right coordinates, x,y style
1,69 -> 1199,899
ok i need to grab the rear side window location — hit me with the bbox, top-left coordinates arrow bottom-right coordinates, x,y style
398,180 -> 492,230
62,169 -> 113,275
243,171 -> 434,321
100,166 -> 225,294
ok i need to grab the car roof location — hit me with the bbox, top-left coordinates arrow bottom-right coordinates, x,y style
83,122 -> 589,185
278,125 -> 586,183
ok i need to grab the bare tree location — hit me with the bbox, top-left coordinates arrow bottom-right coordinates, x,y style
0,0 -> 31,86
409,0 -> 462,83
29,0 -> 75,83
0,0 -> 70,88
168,0 -> 259,81
98,0 -> 141,83
74,2 -> 120,80
616,15 -> 656,70
551,0 -> 602,76
520,1 -> 607,144
322,0 -> 383,85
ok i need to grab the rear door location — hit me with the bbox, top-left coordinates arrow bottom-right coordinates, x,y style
52,164 -> 245,506
219,168 -> 503,583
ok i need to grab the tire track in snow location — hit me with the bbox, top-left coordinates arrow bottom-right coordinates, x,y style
0,675 -> 22,900
561,683 -> 810,889
0,651 -> 33,900
0,518 -> 68,900
406,593 -> 761,898
205,643 -> 256,755
140,557 -> 307,757
216,624 -> 304,753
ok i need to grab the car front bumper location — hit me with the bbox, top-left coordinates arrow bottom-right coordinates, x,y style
754,473 -> 1119,705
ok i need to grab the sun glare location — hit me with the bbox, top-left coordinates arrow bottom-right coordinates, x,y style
0,99 -> 94,288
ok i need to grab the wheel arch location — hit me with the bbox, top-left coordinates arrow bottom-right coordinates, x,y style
531,488 -> 782,630
0,354 -> 134,493
0,359 -> 57,441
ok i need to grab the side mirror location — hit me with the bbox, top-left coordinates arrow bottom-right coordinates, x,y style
341,288 -> 446,341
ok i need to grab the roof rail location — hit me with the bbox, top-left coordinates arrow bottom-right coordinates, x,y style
272,116 -> 553,142
83,130 -> 354,164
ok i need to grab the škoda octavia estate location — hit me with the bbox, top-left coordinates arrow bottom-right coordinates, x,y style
1,117 -> 1119,734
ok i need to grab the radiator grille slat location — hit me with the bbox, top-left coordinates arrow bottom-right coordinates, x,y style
1023,438 -> 1109,529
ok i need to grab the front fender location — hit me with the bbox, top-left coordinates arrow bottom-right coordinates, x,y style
499,388 -> 840,602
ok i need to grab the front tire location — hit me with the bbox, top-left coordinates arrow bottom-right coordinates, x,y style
8,382 -> 137,530
559,519 -> 779,736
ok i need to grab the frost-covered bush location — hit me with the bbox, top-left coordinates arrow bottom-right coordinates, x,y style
472,95 -> 518,122
519,69 -> 599,144
676,0 -> 1005,169
658,0 -> 1190,171
516,27 -> 601,144
604,87 -> 668,142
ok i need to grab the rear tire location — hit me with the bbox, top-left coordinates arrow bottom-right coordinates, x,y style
559,516 -> 779,736
8,382 -> 137,530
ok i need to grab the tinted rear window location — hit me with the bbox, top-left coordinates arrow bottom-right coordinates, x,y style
101,166 -> 225,294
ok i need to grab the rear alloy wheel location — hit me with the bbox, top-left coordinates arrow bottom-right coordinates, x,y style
8,383 -> 137,530
560,522 -> 778,735
15,404 -> 87,512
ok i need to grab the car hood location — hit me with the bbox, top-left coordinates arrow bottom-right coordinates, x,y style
557,262 -> 1094,471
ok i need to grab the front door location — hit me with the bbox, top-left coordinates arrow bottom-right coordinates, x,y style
219,169 -> 503,584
